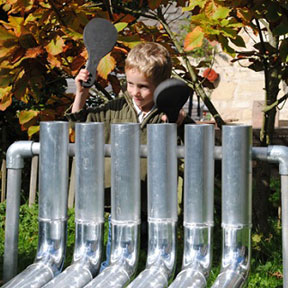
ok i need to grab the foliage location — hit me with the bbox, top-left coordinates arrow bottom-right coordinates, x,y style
0,0 -> 225,147
1,0 -> 288,144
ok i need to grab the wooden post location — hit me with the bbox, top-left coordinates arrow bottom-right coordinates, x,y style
68,157 -> 75,209
1,159 -> 6,202
29,156 -> 38,206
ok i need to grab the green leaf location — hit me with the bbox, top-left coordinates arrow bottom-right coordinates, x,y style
19,110 -> 39,125
184,26 -> 204,51
230,35 -> 246,48
28,125 -> 40,137
118,35 -> 142,48
218,35 -> 235,56
115,22 -> 128,32
212,6 -> 230,20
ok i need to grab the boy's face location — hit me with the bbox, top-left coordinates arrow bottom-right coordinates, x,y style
126,68 -> 156,112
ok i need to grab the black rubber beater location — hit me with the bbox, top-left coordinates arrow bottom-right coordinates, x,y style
82,18 -> 118,88
153,78 -> 192,123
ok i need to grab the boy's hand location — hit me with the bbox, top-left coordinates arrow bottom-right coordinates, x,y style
72,69 -> 90,113
75,69 -> 90,92
161,108 -> 186,126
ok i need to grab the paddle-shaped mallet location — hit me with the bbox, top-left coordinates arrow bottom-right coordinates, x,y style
154,78 -> 192,123
82,18 -> 118,88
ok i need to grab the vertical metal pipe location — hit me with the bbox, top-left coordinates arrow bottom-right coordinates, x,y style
43,122 -> 105,288
3,169 -> 22,281
281,175 -> 288,288
212,125 -> 252,288
3,121 -> 69,288
3,141 -> 34,282
128,123 -> 177,288
84,123 -> 140,288
169,124 -> 214,288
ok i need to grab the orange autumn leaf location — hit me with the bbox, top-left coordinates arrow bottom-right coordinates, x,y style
25,46 -> 44,58
97,53 -> 116,80
203,68 -> 219,82
0,86 -> 12,111
184,26 -> 204,51
45,35 -> 65,56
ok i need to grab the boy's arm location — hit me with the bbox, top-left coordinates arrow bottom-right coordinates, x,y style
72,69 -> 90,113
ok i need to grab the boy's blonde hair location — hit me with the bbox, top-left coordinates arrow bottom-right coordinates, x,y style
125,42 -> 172,86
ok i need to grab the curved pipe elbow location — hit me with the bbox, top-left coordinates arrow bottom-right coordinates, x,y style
2,220 -> 67,288
268,145 -> 288,175
43,222 -> 103,288
84,223 -> 140,288
127,221 -> 177,288
6,141 -> 35,169
211,226 -> 251,288
169,225 -> 213,288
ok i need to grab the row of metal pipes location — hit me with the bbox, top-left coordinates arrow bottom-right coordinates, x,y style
2,122 -> 288,287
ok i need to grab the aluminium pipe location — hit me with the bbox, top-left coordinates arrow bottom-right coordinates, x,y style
3,121 -> 69,288
212,125 -> 252,288
128,123 -> 178,288
84,123 -> 141,288
43,123 -> 105,288
169,124 -> 214,288
3,141 -> 35,282
266,145 -> 288,288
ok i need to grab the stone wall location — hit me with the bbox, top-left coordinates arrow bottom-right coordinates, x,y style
208,34 -> 288,128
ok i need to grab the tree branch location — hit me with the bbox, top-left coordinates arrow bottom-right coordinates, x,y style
262,93 -> 288,113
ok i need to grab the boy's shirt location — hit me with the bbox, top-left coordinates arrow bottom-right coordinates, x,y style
132,98 -> 156,123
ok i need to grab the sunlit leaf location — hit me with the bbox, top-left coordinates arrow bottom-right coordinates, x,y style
212,6 -> 230,20
118,35 -> 142,48
19,110 -> 39,125
6,16 -> 24,37
97,53 -> 116,80
115,22 -> 128,32
184,26 -> 204,51
45,36 -> 65,56
0,25 -> 17,41
0,86 -> 12,111
47,53 -> 62,68
28,125 -> 40,138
